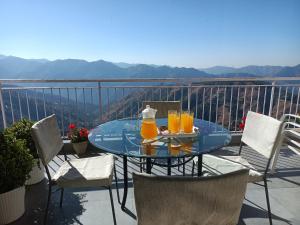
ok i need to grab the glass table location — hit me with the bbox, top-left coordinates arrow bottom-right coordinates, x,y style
88,118 -> 231,210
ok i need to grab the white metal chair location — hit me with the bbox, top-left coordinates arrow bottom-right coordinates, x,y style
133,169 -> 249,225
192,111 -> 284,225
31,114 -> 118,225
270,114 -> 300,173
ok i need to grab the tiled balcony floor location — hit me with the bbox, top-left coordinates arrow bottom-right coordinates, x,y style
11,146 -> 300,225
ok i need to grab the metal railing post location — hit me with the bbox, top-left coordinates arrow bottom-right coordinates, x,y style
98,82 -> 103,123
0,82 -> 7,129
188,83 -> 192,111
268,81 -> 276,117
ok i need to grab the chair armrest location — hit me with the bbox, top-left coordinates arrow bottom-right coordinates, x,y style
285,136 -> 300,148
284,122 -> 300,129
284,129 -> 300,139
281,114 -> 300,122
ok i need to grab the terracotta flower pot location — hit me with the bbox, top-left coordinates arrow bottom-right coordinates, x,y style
72,141 -> 88,155
0,186 -> 25,224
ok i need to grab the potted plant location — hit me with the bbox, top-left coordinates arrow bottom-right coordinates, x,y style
239,116 -> 247,131
5,119 -> 45,185
0,131 -> 34,224
68,123 -> 89,155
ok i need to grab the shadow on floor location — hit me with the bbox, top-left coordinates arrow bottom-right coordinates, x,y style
46,192 -> 86,225
239,203 -> 292,225
12,179 -> 86,225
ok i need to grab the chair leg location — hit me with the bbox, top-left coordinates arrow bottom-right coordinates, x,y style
139,158 -> 143,172
114,165 -> 121,204
59,188 -> 64,208
270,148 -> 280,174
44,183 -> 52,225
191,160 -> 195,176
238,142 -> 243,155
264,178 -> 273,225
108,187 -> 117,225
182,157 -> 185,176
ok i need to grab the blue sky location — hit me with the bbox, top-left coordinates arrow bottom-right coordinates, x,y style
0,0 -> 299,68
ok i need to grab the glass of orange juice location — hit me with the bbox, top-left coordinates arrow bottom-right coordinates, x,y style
181,111 -> 194,133
168,110 -> 180,134
180,111 -> 188,132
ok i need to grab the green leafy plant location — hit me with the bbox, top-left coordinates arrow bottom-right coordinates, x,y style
4,119 -> 38,159
0,132 -> 34,194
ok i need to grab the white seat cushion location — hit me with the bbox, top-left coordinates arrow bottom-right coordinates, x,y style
52,154 -> 114,188
195,155 -> 263,183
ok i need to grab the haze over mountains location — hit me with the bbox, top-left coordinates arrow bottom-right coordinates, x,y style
0,54 -> 299,79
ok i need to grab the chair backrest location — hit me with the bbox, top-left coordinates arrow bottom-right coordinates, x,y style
31,114 -> 64,165
133,169 -> 249,225
142,101 -> 181,118
242,111 -> 283,159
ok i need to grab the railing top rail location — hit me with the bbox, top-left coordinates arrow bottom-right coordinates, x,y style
2,83 -> 300,90
0,76 -> 299,83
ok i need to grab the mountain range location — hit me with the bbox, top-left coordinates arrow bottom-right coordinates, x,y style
0,54 -> 299,79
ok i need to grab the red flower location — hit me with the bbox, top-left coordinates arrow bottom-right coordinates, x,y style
69,123 -> 76,130
79,128 -> 89,138
242,116 -> 247,121
239,123 -> 245,130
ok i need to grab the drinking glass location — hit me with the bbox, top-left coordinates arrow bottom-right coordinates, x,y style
181,111 -> 194,133
168,110 -> 180,134
180,111 -> 188,132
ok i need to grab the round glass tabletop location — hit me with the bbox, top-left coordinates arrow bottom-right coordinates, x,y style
88,118 -> 231,158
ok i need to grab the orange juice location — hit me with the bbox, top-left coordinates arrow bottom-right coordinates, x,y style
181,142 -> 193,152
168,143 -> 181,156
180,111 -> 189,131
168,110 -> 180,134
142,144 -> 156,155
141,118 -> 158,139
181,112 -> 194,133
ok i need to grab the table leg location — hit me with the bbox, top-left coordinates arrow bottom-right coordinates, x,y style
121,156 -> 128,210
139,158 -> 142,173
197,155 -> 203,177
146,158 -> 152,174
182,156 -> 185,176
167,158 -> 171,175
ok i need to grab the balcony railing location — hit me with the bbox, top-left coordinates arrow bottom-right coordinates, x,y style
0,77 -> 299,134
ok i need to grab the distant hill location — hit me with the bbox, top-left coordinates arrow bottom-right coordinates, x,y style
113,62 -> 138,68
201,66 -> 239,75
126,64 -> 209,78
0,55 -> 210,79
0,54 -> 299,79
240,65 -> 284,76
275,64 -> 300,77
0,56 -> 125,79
113,62 -> 160,68
201,65 -> 285,76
